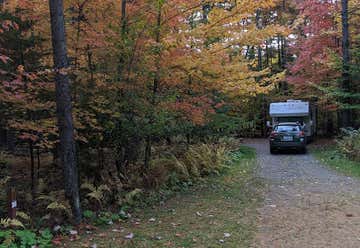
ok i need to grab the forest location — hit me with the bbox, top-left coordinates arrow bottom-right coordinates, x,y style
0,0 -> 359,247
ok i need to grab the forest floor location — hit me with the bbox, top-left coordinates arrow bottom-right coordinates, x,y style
64,146 -> 263,248
247,139 -> 360,248
63,139 -> 360,248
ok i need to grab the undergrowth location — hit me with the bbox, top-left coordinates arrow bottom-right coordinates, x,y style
336,128 -> 360,162
313,145 -> 360,177
68,145 -> 261,247
1,139 -> 249,247
313,129 -> 360,177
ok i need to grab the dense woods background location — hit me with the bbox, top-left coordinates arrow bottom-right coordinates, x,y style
0,0 -> 359,233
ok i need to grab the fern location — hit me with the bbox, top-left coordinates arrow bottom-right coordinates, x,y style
16,211 -> 30,222
183,143 -> 229,176
82,182 -> 111,203
37,191 -> 71,217
14,230 -> 36,247
47,202 -> 70,215
0,228 -> 52,248
0,176 -> 10,186
80,181 -> 96,192
336,128 -> 360,161
0,218 -> 24,229
124,188 -> 142,205
37,229 -> 53,248
0,230 -> 15,247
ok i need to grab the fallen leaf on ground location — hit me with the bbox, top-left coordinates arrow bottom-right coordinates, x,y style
53,225 -> 61,232
125,233 -> 134,239
224,233 -> 231,238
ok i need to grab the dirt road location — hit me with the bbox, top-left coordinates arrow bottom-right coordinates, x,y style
246,139 -> 360,248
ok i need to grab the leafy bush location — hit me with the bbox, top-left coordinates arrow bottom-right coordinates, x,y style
93,211 -> 120,226
147,142 -> 231,189
0,218 -> 25,229
0,152 -> 8,168
37,191 -> 71,225
83,210 -> 96,220
0,228 -> 52,248
218,137 -> 242,152
81,182 -> 111,209
336,128 -> 360,162
183,143 -> 229,176
147,155 -> 190,188
0,177 -> 10,217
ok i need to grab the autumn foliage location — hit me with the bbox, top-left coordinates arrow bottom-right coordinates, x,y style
1,0 -> 359,228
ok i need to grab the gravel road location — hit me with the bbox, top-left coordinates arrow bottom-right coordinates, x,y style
246,139 -> 360,248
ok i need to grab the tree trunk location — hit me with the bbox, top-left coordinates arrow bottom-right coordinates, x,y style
121,0 -> 127,35
37,147 -> 40,179
277,35 -> 282,68
341,0 -> 352,127
29,141 -> 35,197
257,46 -> 262,70
6,130 -> 15,152
256,10 -> 262,71
265,40 -> 270,68
144,136 -> 151,169
49,0 -> 82,224
281,36 -> 286,66
144,4 -> 162,169
86,44 -> 94,83
153,6 -> 162,100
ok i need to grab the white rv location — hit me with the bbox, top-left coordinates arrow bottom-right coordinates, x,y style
269,100 -> 316,140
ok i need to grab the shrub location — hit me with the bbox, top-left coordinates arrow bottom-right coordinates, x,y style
183,143 -> 229,177
81,182 -> 111,210
83,210 -> 96,220
93,211 -> 121,226
147,142 -> 230,188
336,128 -> 360,162
218,137 -> 242,152
147,155 -> 190,188
0,152 -> 8,169
0,177 -> 10,217
37,191 -> 71,226
0,228 -> 52,248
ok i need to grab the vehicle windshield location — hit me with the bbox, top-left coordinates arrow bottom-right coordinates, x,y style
274,125 -> 300,132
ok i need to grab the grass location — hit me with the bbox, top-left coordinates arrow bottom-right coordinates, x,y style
66,146 -> 262,248
312,145 -> 360,177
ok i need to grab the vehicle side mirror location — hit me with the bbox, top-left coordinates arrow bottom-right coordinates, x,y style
266,121 -> 272,128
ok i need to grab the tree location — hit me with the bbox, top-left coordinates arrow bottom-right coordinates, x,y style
287,0 -> 360,132
341,0 -> 351,127
48,0 -> 81,223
